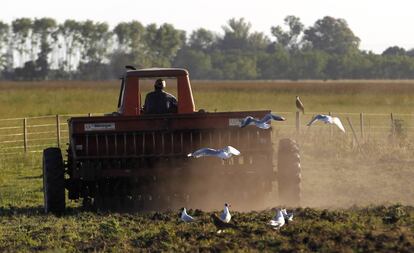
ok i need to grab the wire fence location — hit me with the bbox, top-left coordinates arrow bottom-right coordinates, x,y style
0,111 -> 412,156
0,113 -> 105,156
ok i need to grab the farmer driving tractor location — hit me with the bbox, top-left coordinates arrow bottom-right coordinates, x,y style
143,78 -> 178,114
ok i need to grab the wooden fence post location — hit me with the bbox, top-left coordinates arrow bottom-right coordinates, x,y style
296,111 -> 300,135
328,112 -> 333,138
23,118 -> 27,152
390,113 -> 395,139
347,117 -> 362,153
360,113 -> 364,140
56,114 -> 61,148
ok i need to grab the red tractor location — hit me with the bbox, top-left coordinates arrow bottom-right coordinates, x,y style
42,68 -> 301,213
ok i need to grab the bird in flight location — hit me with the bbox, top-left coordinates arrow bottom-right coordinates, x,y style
220,203 -> 232,223
296,96 -> 305,114
240,113 -> 286,129
307,114 -> 345,133
187,146 -> 240,160
268,208 -> 285,230
180,208 -> 195,222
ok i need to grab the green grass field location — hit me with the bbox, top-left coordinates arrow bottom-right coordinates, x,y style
1,80 -> 414,251
1,79 -> 414,117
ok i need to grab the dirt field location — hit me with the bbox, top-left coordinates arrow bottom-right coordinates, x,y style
0,80 -> 413,251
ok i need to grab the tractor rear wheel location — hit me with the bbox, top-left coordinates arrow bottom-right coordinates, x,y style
43,148 -> 65,214
277,138 -> 301,206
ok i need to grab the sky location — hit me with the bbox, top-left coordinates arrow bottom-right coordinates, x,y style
2,0 -> 414,53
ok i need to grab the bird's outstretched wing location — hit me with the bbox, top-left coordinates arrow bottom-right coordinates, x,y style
223,146 -> 240,156
332,117 -> 345,132
240,116 -> 257,128
187,148 -> 219,158
307,114 -> 328,126
260,113 -> 286,124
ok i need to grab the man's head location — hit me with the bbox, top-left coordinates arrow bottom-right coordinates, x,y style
154,79 -> 166,90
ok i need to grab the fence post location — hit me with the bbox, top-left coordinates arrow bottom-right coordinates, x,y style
23,118 -> 27,152
296,111 -> 300,134
328,112 -> 333,138
390,113 -> 395,140
347,117 -> 362,153
360,113 -> 364,140
56,114 -> 61,148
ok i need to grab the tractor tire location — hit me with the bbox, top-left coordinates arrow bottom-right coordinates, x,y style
277,138 -> 301,206
43,147 -> 65,214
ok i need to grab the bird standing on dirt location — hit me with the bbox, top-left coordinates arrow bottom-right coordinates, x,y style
220,203 -> 232,223
187,146 -> 240,160
180,208 -> 195,222
239,113 -> 286,129
307,114 -> 345,133
296,96 -> 305,114
268,208 -> 285,230
210,213 -> 238,234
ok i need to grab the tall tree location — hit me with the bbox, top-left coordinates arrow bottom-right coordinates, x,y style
271,15 -> 304,50
78,20 -> 111,63
220,18 -> 269,52
57,20 -> 82,73
32,18 -> 57,79
248,32 -> 270,51
382,46 -> 406,56
220,18 -> 251,51
0,21 -> 10,70
113,21 -> 145,52
188,28 -> 216,52
76,20 -> 112,79
12,18 -> 33,66
303,16 -> 360,55
145,23 -> 186,67
112,21 -> 147,70
174,48 -> 212,78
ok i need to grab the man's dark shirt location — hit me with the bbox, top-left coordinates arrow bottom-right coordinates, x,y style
143,89 -> 178,114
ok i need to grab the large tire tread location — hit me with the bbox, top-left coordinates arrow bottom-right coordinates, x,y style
43,147 -> 65,214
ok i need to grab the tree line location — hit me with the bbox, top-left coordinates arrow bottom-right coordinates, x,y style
0,16 -> 414,80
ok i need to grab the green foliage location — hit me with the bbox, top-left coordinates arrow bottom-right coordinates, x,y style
271,15 -> 304,50
2,16 -> 414,80
304,16 -> 360,55
79,20 -> 111,63
144,23 -> 186,67
174,48 -> 213,78
0,21 -> 9,71
188,28 -> 216,52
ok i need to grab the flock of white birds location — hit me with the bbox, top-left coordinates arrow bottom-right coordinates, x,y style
181,96 -> 342,232
187,96 -> 345,160
180,203 -> 294,233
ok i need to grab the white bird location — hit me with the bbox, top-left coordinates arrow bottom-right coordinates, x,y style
180,208 -> 195,222
240,113 -> 286,129
220,203 -> 232,223
187,146 -> 240,160
268,208 -> 285,230
307,114 -> 345,133
281,208 -> 294,223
